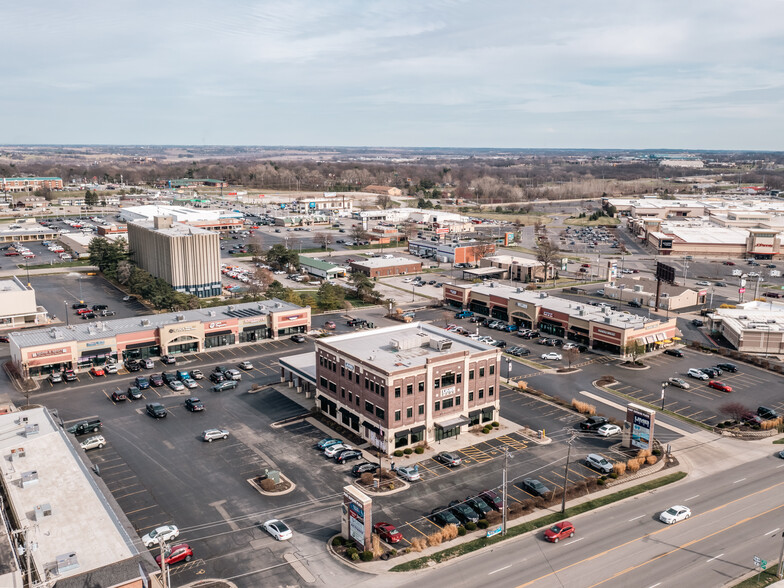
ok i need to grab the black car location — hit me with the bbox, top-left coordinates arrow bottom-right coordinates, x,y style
347,318 -> 368,327
664,349 -> 684,357
146,403 -> 167,418
161,372 -> 178,385
184,397 -> 204,412
209,372 -> 226,384
110,390 -> 127,402
66,418 -> 102,435
701,367 -> 722,378
72,302 -> 87,309
716,362 -> 738,373
124,359 -> 141,372
81,312 -> 96,319
493,340 -> 507,349
335,449 -> 363,464
465,496 -> 493,517
448,500 -> 479,524
351,462 -> 380,477
521,478 -> 550,497
291,334 -> 306,343
429,507 -> 461,527
127,386 -> 142,400
691,319 -> 704,327
628,300 -> 642,308
92,304 -> 108,311
579,416 -> 608,431
149,374 -> 164,387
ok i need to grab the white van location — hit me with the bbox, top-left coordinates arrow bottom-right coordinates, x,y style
382,254 -> 394,259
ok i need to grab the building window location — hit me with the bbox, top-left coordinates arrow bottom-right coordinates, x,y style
320,376 -> 328,388
395,387 -> 401,398
356,373 -> 360,384
489,364 -> 495,375
489,386 -> 494,397
356,396 -> 360,406
341,367 -> 345,377
329,381 -> 336,393
441,372 -> 455,387
456,395 -> 461,405
406,407 -> 413,418
434,378 -> 440,389
375,407 -> 385,419
365,378 -> 369,389
380,386 -> 385,397
319,357 -> 324,366
435,401 -> 441,411
456,373 -> 462,384
479,367 -> 485,377
469,369 -> 475,380
395,410 -> 401,422
407,384 -> 413,395
469,391 -> 474,401
442,398 -> 454,410
418,404 -> 424,415
418,381 -> 424,392
478,389 -> 484,399
365,400 -> 373,413
341,387 -> 345,398
348,391 -> 353,402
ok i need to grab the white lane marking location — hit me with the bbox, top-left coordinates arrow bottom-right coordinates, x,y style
733,478 -> 746,484
565,537 -> 584,545
648,583 -> 662,588
629,515 -> 645,521
766,528 -> 780,536
777,464 -> 784,469
489,565 -> 512,575
706,553 -> 724,563
685,495 -> 699,501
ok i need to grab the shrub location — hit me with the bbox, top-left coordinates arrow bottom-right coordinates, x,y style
346,547 -> 358,559
761,417 -> 784,430
360,473 -> 374,485
414,446 -> 425,454
636,449 -> 651,459
260,478 -> 276,491
508,502 -> 523,516
403,448 -> 413,455
571,399 -> 596,415
442,524 -> 459,540
361,550 -> 374,562
533,496 -> 546,509
351,552 -> 360,561
332,536 -> 345,547
613,462 -> 626,476
393,450 -> 404,457
478,519 -> 489,529
427,531 -> 444,547
492,421 -> 500,428
597,478 -> 605,486
465,522 -> 477,531
483,427 -> 492,434
410,537 -> 427,552
652,448 -> 662,456
626,459 -> 641,473
457,526 -> 467,536
646,455 -> 658,465
388,482 -> 395,490
371,534 -> 384,558
717,422 -> 726,429
486,511 -> 503,524
390,549 -> 397,557
609,472 -> 618,479
573,480 -> 588,496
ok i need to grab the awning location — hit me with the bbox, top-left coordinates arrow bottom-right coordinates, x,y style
125,341 -> 158,350
79,347 -> 111,358
540,318 -> 563,326
363,421 -> 380,435
469,409 -> 481,418
435,415 -> 470,430
410,425 -> 426,434
656,333 -> 665,341
645,335 -> 655,344
242,324 -> 266,332
206,329 -> 233,337
394,430 -> 410,439
672,336 -> 682,341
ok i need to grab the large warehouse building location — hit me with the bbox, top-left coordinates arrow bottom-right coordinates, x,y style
127,216 -> 221,298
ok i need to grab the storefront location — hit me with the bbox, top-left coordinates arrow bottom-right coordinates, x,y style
591,325 -> 623,354
271,310 -> 310,337
122,341 -> 161,360
538,308 -> 569,337
25,346 -> 75,377
76,343 -> 116,369
434,415 -> 469,442
168,335 -> 201,354
469,299 -> 490,316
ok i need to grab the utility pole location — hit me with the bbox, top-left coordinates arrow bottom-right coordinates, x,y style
561,433 -> 576,513
159,539 -> 169,588
502,448 -> 509,535
778,529 -> 784,579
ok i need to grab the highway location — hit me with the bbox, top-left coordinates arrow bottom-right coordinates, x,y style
379,448 -> 784,588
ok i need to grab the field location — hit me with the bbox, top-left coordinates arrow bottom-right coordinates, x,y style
564,216 -> 621,227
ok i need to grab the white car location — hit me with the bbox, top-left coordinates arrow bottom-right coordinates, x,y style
695,281 -> 711,286
324,443 -> 351,458
238,360 -> 253,370
402,278 -> 413,283
182,378 -> 198,389
263,519 -> 293,541
80,435 -> 106,451
541,352 -> 562,361
142,524 -> 179,548
659,505 -> 691,524
226,369 -> 242,381
597,424 -> 621,437
168,380 -> 185,392
687,368 -> 709,381
104,363 -> 119,374
396,465 -> 421,481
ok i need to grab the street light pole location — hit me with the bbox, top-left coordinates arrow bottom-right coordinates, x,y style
507,359 -> 512,382
64,301 -> 69,327
502,448 -> 509,535
561,433 -> 576,513
661,381 -> 669,411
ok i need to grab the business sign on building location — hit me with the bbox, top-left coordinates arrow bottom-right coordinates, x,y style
342,486 -> 372,551
623,403 -> 655,451
30,347 -> 69,359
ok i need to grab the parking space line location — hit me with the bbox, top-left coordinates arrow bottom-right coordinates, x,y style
114,489 -> 147,500
415,461 -> 441,477
125,504 -> 157,515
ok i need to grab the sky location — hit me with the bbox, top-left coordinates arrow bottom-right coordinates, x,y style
3,1 -> 784,150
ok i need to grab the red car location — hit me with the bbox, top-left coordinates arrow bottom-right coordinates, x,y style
155,543 -> 193,567
723,261 -> 736,266
90,366 -> 105,377
373,522 -> 402,544
4,251 -> 19,256
76,308 -> 92,315
324,321 -> 336,330
708,380 -> 732,393
544,521 -> 575,543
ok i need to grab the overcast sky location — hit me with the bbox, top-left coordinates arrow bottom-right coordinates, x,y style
4,1 -> 784,149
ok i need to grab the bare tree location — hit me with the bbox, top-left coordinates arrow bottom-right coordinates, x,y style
247,267 -> 274,300
469,237 -> 496,265
315,232 -> 333,249
351,225 -> 369,244
719,402 -> 751,423
376,193 -> 393,209
623,339 -> 645,364
535,238 -> 560,285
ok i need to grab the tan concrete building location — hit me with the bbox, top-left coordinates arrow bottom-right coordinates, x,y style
707,300 -> 784,355
604,277 -> 707,310
350,257 -> 422,278
0,277 -> 49,331
480,255 -> 550,282
127,216 -> 221,298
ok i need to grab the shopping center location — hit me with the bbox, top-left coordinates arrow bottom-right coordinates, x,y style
10,299 -> 310,378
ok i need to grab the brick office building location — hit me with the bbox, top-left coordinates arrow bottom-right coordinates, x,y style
349,257 -> 422,278
314,323 -> 501,454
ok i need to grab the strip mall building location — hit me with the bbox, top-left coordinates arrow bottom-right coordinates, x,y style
444,283 -> 678,355
10,299 -> 310,378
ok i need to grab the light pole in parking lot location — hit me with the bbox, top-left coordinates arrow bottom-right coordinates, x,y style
660,381 -> 669,411
561,432 -> 576,514
64,301 -> 69,327
507,359 -> 512,381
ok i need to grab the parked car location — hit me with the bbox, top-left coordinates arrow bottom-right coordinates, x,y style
687,368 -> 709,381
434,451 -> 462,467
429,507 -> 461,527
585,453 -> 613,474
325,443 -> 352,458
63,369 -> 77,382
185,397 -> 204,412
263,519 -> 292,541
67,419 -> 102,435
521,478 -> 550,497
142,524 -> 179,548
324,321 -> 337,329
668,377 -> 690,389
335,449 -> 363,464
701,366 -> 722,377
135,376 -> 151,389
664,348 -> 684,357
659,505 -> 691,524
597,424 -> 621,437
691,319 -> 704,327
455,310 -> 474,319
149,374 -> 164,387
225,368 -> 242,381
190,369 -> 204,380
238,360 -> 254,370
708,380 -> 732,393
479,489 -> 504,511
396,465 -> 420,481
125,359 -> 141,372
351,462 -> 380,477
212,380 -> 238,392
48,372 -> 63,384
716,362 -> 738,373
146,403 -> 167,418
464,496 -> 492,517
160,355 -> 176,365
448,500 -> 480,524
579,416 -> 608,431
544,521 -> 575,543
373,522 -> 402,544
155,543 -> 193,567
127,386 -> 142,400
168,379 -> 185,392
110,390 -> 127,402
316,438 -> 342,449
757,406 -> 779,420
89,366 -> 105,377
291,334 -> 306,343
104,362 -> 119,374
541,352 -> 562,361
80,435 -> 106,451
142,358 -> 155,369
202,428 -> 229,442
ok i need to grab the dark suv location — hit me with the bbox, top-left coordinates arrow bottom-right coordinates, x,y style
448,500 -> 479,524
716,362 -> 738,373
124,359 -> 141,372
579,416 -> 609,431
479,489 -> 503,511
66,419 -> 102,435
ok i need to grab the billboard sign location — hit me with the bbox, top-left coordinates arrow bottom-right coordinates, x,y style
655,262 -> 675,284
624,403 -> 655,451
342,486 -> 372,551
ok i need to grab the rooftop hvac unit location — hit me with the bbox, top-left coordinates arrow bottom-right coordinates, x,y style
391,336 -> 421,351
24,424 -> 39,437
34,503 -> 52,521
208,310 -> 216,317
604,317 -> 612,324
430,337 -> 453,351
141,319 -> 150,326
634,285 -> 643,293
55,553 -> 79,574
21,470 -> 39,488
175,314 -> 185,321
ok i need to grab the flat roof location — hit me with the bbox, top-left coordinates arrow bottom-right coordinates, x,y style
0,277 -> 26,293
119,205 -> 241,223
484,255 -> 542,267
10,299 -> 302,348
299,255 -> 341,271
464,267 -> 506,276
129,220 -> 215,237
0,408 -> 137,580
317,322 -> 497,372
351,257 -> 420,268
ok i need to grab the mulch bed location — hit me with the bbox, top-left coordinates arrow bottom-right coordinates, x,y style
252,476 -> 292,493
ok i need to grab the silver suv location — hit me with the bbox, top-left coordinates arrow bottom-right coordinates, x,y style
585,453 -> 613,474
202,428 -> 230,442
225,369 -> 242,381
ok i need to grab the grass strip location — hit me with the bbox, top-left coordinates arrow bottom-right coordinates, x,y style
390,471 -> 687,572
20,260 -> 91,269
731,567 -> 782,587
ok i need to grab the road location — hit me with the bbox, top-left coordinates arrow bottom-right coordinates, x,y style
375,442 -> 784,588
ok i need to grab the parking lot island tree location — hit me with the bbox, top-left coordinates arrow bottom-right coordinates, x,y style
535,238 -> 560,286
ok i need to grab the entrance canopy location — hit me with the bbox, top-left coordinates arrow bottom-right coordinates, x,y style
435,415 -> 470,429
279,352 -> 317,385
462,267 -> 506,280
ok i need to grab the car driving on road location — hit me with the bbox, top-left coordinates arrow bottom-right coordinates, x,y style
659,505 -> 691,524
544,521 -> 575,543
